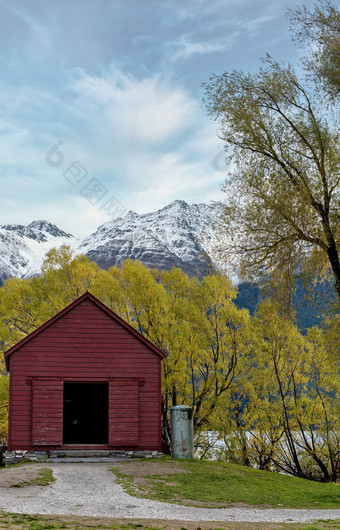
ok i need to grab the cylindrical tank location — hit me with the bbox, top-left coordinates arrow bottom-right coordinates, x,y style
170,405 -> 194,459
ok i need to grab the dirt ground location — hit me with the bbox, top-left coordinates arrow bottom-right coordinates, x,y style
0,512 -> 337,530
0,465 -> 43,488
0,460 -> 184,490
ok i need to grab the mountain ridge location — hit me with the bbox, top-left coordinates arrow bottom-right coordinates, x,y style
80,200 -> 214,276
0,202 -> 331,332
0,200 -> 214,283
0,220 -> 79,284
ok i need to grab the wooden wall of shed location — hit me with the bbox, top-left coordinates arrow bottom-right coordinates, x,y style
8,298 -> 161,451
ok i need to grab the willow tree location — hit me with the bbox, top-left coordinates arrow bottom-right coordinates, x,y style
0,375 -> 9,444
288,0 -> 340,101
204,52 -> 340,303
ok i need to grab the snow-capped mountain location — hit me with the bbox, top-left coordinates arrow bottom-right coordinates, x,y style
0,201 -> 215,283
0,203 -> 328,331
0,221 -> 78,283
80,200 -> 214,276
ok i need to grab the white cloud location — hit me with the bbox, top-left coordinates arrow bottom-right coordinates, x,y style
0,0 -> 54,64
240,14 -> 276,34
169,0 -> 248,23
70,70 -> 197,147
0,67 -> 226,237
170,38 -> 226,61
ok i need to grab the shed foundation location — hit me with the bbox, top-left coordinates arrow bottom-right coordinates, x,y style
5,449 -> 163,466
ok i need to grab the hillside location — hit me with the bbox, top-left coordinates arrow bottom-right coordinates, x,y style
0,201 -> 334,331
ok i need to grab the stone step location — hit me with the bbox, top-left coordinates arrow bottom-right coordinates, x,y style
50,450 -> 111,458
48,457 -> 128,463
5,449 -> 163,465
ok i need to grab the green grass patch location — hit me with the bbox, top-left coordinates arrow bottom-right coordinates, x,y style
299,519 -> 340,530
1,460 -> 34,469
0,512 -> 163,530
111,459 -> 340,509
0,512 -> 66,529
10,468 -> 55,488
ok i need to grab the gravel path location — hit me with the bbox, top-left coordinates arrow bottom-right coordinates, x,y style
0,463 -> 340,524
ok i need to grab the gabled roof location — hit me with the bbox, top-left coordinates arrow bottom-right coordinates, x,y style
4,291 -> 166,370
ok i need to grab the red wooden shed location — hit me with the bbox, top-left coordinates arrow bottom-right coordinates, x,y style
4,292 -> 166,453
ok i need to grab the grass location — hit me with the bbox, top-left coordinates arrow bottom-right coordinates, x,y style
1,460 -> 33,469
111,459 -> 340,509
0,512 -> 162,530
0,512 -> 339,530
10,468 -> 55,488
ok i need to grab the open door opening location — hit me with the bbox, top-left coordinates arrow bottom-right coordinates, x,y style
63,382 -> 108,444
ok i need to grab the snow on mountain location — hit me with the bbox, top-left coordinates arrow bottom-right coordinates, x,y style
80,200 -> 215,276
0,221 -> 78,283
0,204 -> 326,332
0,201 -> 216,283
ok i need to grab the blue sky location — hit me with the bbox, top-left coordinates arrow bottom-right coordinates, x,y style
0,0 -> 315,238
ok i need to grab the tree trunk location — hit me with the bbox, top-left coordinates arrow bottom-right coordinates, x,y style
161,398 -> 171,454
326,239 -> 340,303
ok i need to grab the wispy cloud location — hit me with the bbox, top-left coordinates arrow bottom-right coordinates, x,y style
169,0 -> 247,23
70,69 -> 197,146
0,0 -> 46,34
170,38 -> 227,61
0,66 -> 225,237
238,14 -> 277,34
0,0 -> 53,60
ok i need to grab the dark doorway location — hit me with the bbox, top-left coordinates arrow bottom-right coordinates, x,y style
63,382 -> 108,444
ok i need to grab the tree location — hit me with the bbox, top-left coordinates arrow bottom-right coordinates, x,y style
114,263 -> 251,451
214,300 -> 340,482
288,0 -> 340,101
204,56 -> 340,303
0,246 -> 106,352
0,374 -> 9,444
186,274 -> 250,432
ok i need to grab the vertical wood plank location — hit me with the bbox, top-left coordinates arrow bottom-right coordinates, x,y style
32,380 -> 63,446
109,379 -> 139,445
